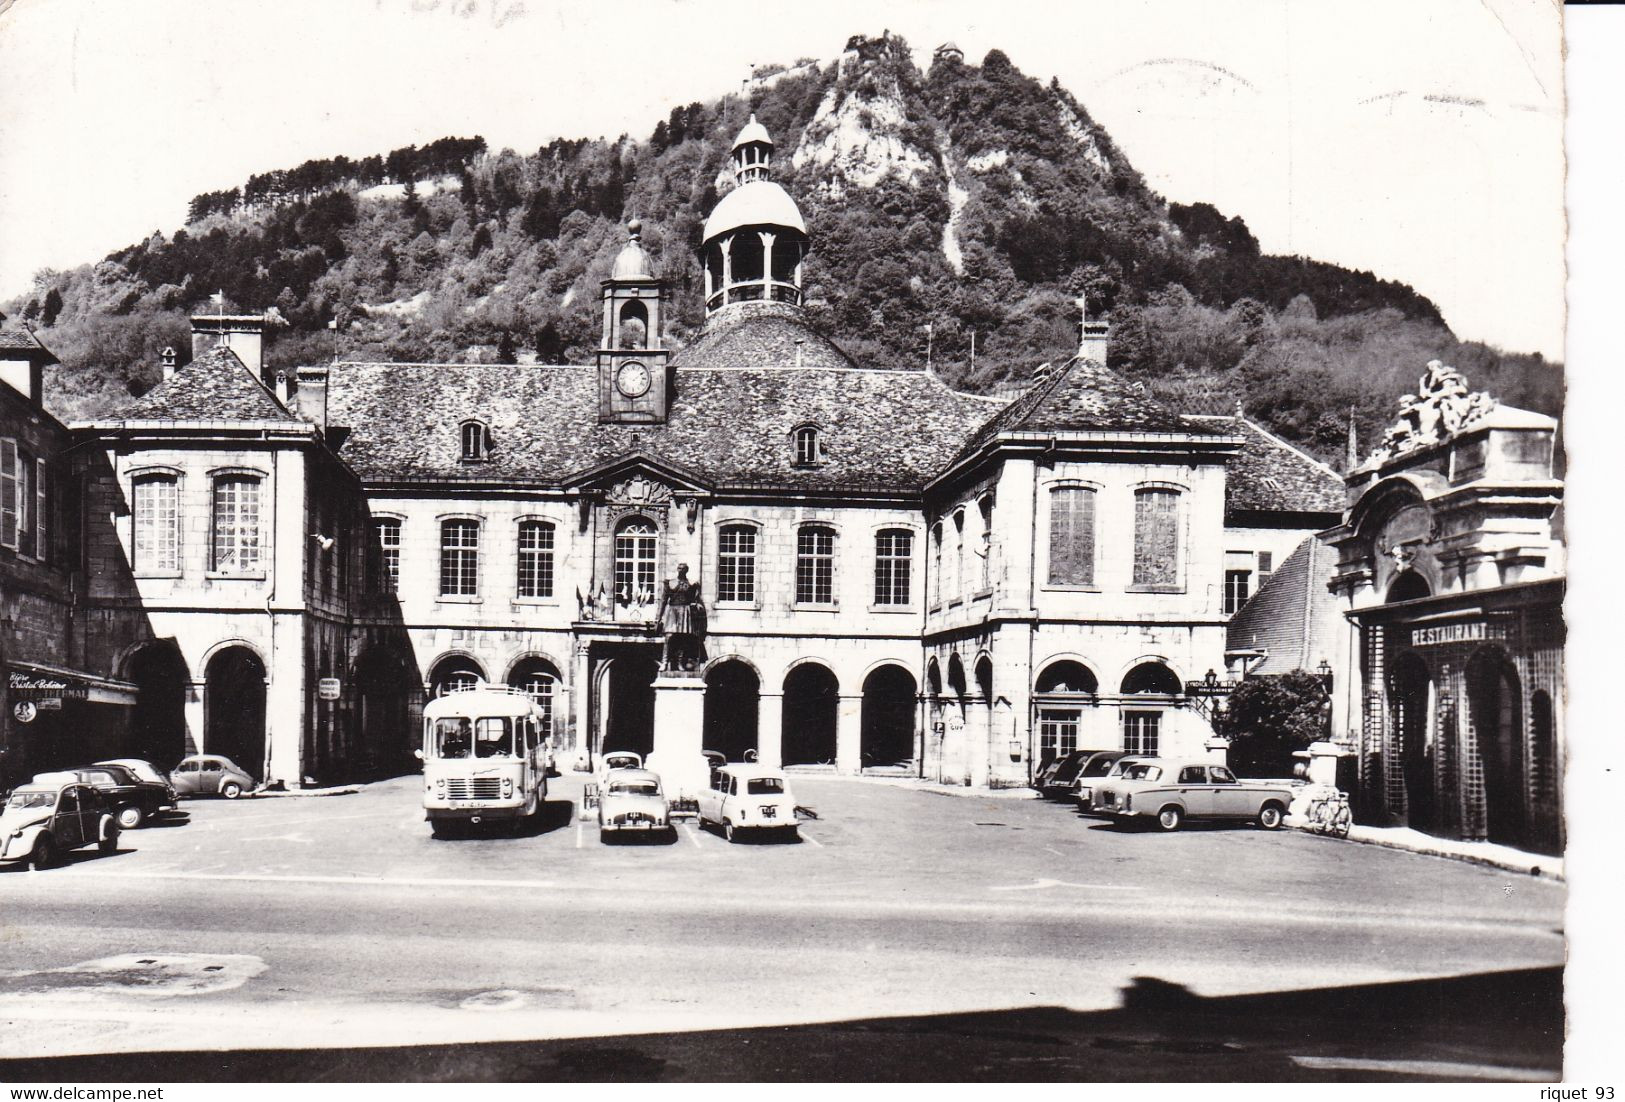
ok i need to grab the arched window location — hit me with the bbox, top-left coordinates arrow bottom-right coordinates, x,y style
614,519 -> 658,602
931,522 -> 943,606
440,519 -> 480,596
874,529 -> 913,606
211,475 -> 262,574
977,496 -> 993,591
508,658 -> 559,741
793,425 -> 820,467
132,473 -> 180,573
1121,662 -> 1183,695
1132,487 -> 1181,588
460,420 -> 490,462
951,510 -> 966,602
430,654 -> 484,698
618,300 -> 648,349
795,525 -> 836,605
516,520 -> 554,598
1048,486 -> 1096,586
717,524 -> 757,602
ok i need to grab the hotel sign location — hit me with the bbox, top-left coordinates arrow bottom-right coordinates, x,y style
1406,621 -> 1509,648
7,669 -> 89,700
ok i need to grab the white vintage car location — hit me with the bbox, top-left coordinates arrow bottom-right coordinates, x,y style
0,781 -> 120,869
698,764 -> 798,843
1089,758 -> 1293,832
597,768 -> 673,842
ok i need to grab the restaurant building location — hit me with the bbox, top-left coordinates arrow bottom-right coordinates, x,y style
1322,361 -> 1564,852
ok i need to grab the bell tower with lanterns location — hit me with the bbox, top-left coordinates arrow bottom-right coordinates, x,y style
699,116 -> 811,315
598,218 -> 671,424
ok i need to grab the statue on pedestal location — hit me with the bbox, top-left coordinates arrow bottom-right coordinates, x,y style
654,563 -> 707,674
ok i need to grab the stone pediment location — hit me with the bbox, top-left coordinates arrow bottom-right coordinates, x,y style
564,452 -> 712,498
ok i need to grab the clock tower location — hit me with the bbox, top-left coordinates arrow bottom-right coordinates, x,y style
598,219 -> 671,424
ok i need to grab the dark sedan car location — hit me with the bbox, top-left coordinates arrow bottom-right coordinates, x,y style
1040,749 -> 1120,800
38,765 -> 178,829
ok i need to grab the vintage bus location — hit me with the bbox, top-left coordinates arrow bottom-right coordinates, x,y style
417,681 -> 549,836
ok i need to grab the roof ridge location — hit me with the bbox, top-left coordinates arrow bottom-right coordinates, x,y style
1198,414 -> 1342,480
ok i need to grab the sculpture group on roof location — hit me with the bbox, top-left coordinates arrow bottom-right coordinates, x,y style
1365,360 -> 1498,467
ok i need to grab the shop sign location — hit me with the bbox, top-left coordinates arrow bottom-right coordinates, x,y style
7,670 -> 89,700
318,677 -> 342,701
1406,621 -> 1509,648
13,701 -> 37,723
35,698 -> 63,711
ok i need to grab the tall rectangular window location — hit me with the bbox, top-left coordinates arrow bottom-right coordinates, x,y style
614,520 -> 658,600
1047,486 -> 1096,586
1223,570 -> 1251,614
0,437 -> 17,551
874,529 -> 913,606
516,520 -> 555,598
977,496 -> 993,591
717,524 -> 757,602
132,475 -> 179,573
440,519 -> 480,596
950,511 -> 965,601
1258,551 -> 1274,587
795,526 -> 835,605
16,450 -> 34,557
1122,710 -> 1161,756
371,518 -> 401,593
930,523 -> 943,606
211,476 -> 262,573
1132,488 -> 1180,588
34,457 -> 47,564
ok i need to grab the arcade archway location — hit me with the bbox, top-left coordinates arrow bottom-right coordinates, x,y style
205,646 -> 266,779
1467,648 -> 1525,846
126,642 -> 189,767
355,646 -> 417,769
782,663 -> 837,766
1389,651 -> 1436,832
600,649 -> 658,759
704,660 -> 759,762
861,664 -> 916,768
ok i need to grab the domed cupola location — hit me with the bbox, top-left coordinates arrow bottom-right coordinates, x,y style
699,116 -> 810,315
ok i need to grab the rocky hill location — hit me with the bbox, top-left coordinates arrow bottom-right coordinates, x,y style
3,33 -> 1560,463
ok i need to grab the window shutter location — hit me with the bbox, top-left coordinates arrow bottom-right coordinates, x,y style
34,457 -> 47,563
0,438 -> 17,550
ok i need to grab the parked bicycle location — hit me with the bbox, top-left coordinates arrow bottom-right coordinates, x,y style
1303,786 -> 1353,838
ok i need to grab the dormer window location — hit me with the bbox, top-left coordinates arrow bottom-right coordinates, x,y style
460,420 -> 491,462
792,425 -> 821,467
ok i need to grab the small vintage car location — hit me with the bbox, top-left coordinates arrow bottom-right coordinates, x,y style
1042,749 -> 1124,801
1089,758 -> 1292,832
597,768 -> 673,842
0,781 -> 120,869
170,754 -> 257,800
39,764 -> 177,829
1075,754 -> 1147,813
698,764 -> 799,843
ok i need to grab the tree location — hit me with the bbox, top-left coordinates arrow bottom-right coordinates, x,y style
495,331 -> 517,364
534,322 -> 563,362
41,288 -> 63,326
1219,669 -> 1332,777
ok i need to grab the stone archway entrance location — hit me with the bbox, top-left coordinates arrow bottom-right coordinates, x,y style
598,646 -> 658,759
127,642 -> 190,768
704,660 -> 759,762
782,664 -> 837,766
205,647 -> 267,780
861,665 -> 917,769
355,646 -> 417,772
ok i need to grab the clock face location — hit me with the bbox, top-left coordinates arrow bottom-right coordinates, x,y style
616,360 -> 651,398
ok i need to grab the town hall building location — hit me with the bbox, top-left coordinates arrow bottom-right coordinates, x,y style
3,119 -> 1345,794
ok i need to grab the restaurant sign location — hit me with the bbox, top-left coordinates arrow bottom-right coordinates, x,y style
1405,621 -> 1510,648
8,669 -> 89,700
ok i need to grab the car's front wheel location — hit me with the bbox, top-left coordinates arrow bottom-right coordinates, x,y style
724,820 -> 737,843
1258,803 -> 1285,830
221,782 -> 243,800
29,834 -> 56,871
1156,805 -> 1184,832
99,829 -> 118,855
117,805 -> 145,830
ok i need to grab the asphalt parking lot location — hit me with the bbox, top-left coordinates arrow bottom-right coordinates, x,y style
0,772 -> 1568,1080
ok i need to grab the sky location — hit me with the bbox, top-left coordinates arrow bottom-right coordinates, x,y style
0,0 -> 1565,359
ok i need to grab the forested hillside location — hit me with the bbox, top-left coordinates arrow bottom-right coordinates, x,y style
2,33 -> 1560,463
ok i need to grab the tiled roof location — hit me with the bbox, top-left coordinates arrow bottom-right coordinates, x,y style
958,355 -> 1211,460
671,301 -> 856,373
1226,536 -> 1342,675
325,360 -> 1002,494
0,326 -> 58,362
109,346 -> 300,423
1189,415 -> 1344,516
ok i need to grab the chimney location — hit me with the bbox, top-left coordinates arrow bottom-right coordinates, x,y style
160,346 -> 177,381
1079,318 -> 1110,366
0,326 -> 56,404
190,307 -> 266,385
294,365 -> 329,431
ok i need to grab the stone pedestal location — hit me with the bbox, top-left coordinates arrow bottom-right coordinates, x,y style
1298,740 -> 1349,786
646,674 -> 708,800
